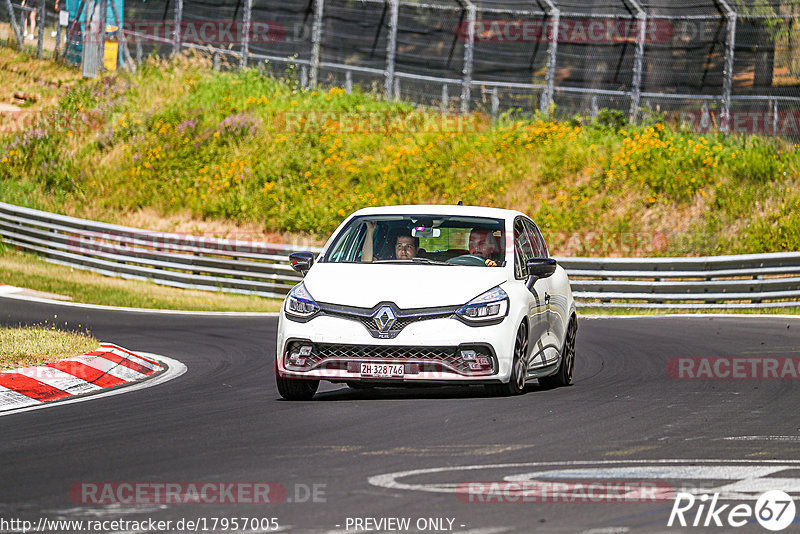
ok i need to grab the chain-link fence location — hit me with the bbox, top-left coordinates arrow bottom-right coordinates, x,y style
2,0 -> 799,136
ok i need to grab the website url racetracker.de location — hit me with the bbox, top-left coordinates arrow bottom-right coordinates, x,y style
0,517 -> 281,533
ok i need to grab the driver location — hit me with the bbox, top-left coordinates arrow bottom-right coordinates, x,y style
468,229 -> 501,267
394,233 -> 419,260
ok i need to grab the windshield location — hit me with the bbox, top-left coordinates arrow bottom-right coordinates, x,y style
323,215 -> 507,267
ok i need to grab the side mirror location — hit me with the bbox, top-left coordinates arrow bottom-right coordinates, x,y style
289,252 -> 315,275
526,257 -> 557,282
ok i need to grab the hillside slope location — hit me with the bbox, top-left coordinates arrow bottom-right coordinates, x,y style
1,49 -> 798,256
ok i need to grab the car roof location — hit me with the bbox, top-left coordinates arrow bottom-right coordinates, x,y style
349,204 -> 527,220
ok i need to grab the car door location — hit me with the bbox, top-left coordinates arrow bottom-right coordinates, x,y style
523,218 -> 564,365
513,217 -> 548,370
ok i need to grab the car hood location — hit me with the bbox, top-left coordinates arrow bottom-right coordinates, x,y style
302,263 -> 508,309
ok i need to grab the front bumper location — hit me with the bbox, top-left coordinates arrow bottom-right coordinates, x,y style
276,312 -> 516,383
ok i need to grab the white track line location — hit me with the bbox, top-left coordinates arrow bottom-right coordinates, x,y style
0,290 -> 279,316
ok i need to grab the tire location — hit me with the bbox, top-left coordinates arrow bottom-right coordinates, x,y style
276,374 -> 319,400
485,322 -> 529,396
539,317 -> 576,389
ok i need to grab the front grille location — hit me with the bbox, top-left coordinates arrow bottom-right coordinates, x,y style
284,342 -> 495,376
318,302 -> 457,339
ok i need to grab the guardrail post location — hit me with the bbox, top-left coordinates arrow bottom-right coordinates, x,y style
310,0 -> 324,87
460,1 -> 475,114
718,0 -> 736,132
4,0 -> 24,50
172,0 -> 183,56
540,0 -> 559,114
627,0 -> 646,124
241,0 -> 252,68
384,0 -> 399,101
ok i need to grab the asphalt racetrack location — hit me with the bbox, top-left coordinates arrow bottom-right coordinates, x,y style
1,297 -> 799,533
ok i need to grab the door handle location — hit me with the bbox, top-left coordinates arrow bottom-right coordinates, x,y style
545,292 -> 551,305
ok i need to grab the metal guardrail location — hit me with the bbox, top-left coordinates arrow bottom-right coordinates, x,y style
0,201 -> 315,299
1,202 -> 799,309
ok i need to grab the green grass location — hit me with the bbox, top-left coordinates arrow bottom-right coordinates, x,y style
579,306 -> 800,316
0,325 -> 98,369
0,247 -> 283,312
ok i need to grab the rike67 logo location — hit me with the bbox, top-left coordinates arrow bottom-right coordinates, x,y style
669,490 -> 796,531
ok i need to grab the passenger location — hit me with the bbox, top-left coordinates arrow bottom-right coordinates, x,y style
468,229 -> 501,267
361,222 -> 419,262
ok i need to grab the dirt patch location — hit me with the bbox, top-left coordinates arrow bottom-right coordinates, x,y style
79,207 -> 327,248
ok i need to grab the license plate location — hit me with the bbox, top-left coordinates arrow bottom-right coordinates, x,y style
360,363 -> 404,377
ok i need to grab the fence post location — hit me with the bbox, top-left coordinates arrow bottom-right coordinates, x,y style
718,0 -> 736,132
172,0 -> 183,56
99,0 -> 106,68
441,84 -> 448,112
241,0 -> 252,68
772,99 -> 778,137
55,15 -> 62,58
460,1 -> 475,114
4,0 -> 23,50
384,0 -> 399,101
310,0 -> 324,87
345,70 -> 352,93
37,0 -> 45,58
490,88 -> 499,122
627,0 -> 646,124
540,0 -> 559,114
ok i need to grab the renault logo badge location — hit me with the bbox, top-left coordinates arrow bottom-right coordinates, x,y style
374,306 -> 396,332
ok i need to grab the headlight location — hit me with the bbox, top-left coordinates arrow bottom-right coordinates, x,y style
456,286 -> 509,323
284,282 -> 320,319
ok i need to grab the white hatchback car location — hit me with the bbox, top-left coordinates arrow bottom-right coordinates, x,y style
275,205 -> 577,400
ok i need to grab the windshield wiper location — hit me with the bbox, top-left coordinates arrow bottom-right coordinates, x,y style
372,258 -> 452,265
411,257 -> 452,265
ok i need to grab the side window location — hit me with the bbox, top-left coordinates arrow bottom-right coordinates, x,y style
325,221 -> 365,262
523,219 -> 549,258
514,218 -> 535,279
